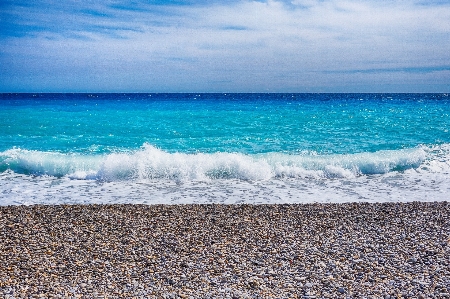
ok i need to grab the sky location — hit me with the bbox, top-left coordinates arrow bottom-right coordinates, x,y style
1,0 -> 449,93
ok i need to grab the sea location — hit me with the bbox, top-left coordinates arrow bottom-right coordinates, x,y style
0,93 -> 449,205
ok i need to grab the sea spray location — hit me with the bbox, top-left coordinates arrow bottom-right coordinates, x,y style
0,144 -> 429,181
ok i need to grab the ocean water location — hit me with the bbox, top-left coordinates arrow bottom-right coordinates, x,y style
1,93 -> 449,205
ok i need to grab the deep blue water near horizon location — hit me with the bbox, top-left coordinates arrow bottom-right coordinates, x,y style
1,93 -> 449,205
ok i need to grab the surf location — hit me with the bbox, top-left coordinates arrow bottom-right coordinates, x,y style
1,143 -> 441,182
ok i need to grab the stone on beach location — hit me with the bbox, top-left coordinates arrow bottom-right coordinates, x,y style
0,202 -> 449,298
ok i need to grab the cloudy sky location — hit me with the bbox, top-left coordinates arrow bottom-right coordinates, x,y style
1,0 -> 449,92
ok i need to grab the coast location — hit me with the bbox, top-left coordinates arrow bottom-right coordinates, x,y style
1,202 -> 449,298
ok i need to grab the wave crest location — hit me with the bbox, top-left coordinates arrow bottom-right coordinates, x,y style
0,143 -> 434,181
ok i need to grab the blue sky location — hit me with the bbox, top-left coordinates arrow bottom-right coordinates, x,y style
1,0 -> 449,92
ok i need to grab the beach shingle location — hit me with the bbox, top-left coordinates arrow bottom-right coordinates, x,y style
0,202 -> 449,298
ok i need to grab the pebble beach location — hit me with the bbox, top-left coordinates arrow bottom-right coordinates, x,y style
1,202 -> 449,298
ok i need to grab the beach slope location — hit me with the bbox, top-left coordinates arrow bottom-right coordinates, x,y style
1,202 -> 449,298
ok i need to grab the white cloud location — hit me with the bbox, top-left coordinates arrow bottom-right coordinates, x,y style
1,0 -> 449,92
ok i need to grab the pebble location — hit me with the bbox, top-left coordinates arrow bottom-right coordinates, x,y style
0,202 -> 449,297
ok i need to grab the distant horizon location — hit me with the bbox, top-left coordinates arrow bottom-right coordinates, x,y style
1,1 -> 449,93
1,92 -> 449,95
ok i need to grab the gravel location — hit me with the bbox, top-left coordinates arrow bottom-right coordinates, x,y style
0,202 -> 449,298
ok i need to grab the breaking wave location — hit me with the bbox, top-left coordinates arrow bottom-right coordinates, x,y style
1,143 -> 445,181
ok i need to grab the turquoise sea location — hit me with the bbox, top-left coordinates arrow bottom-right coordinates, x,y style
1,93 -> 449,205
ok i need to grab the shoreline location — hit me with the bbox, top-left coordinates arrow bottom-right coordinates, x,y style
1,202 -> 449,298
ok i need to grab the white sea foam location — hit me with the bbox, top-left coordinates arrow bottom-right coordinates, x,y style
1,168 -> 449,206
0,144 -> 449,205
0,143 -> 429,181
